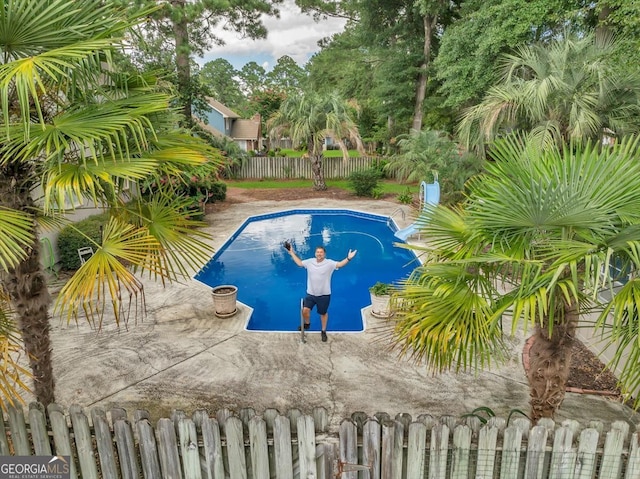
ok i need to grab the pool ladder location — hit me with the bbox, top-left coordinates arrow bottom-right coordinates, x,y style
388,207 -> 405,227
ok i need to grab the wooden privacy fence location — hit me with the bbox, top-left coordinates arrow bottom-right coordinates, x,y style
239,157 -> 379,179
1,402 -> 639,479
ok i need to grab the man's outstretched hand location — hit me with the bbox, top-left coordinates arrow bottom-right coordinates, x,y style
283,241 -> 291,251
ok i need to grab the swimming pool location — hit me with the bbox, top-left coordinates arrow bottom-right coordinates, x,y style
194,209 -> 418,332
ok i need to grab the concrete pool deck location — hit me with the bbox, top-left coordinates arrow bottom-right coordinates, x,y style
45,198 -> 640,429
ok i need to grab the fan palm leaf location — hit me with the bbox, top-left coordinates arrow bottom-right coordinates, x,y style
458,32 -> 640,155
0,0 -> 221,405
393,133 -> 640,419
268,91 -> 361,189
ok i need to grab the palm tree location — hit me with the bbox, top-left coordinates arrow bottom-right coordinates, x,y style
267,91 -> 362,190
0,0 -> 222,406
458,32 -> 640,155
391,134 -> 640,421
386,130 -> 455,183
385,129 -> 484,205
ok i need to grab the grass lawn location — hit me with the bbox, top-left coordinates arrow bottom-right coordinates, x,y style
226,179 -> 417,196
277,148 -> 362,158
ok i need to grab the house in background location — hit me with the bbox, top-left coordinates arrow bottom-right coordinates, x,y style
198,97 -> 263,152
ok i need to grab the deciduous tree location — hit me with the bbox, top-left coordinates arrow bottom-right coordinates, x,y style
434,0 -> 598,110
122,0 -> 282,124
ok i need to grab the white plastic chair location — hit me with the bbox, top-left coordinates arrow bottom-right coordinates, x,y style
77,247 -> 94,265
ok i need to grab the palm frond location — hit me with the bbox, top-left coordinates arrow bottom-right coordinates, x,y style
459,32 -> 640,154
596,279 -> 640,407
392,262 -> 508,373
127,196 -> 215,280
0,207 -> 34,271
0,288 -> 32,406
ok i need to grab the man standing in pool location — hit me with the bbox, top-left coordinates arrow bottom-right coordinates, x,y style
283,242 -> 357,342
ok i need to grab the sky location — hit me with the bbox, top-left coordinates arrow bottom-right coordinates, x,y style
196,0 -> 347,72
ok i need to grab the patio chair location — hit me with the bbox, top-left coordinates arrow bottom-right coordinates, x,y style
78,247 -> 94,265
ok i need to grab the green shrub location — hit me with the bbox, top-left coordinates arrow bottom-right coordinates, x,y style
396,187 -> 414,204
57,213 -> 108,270
207,181 -> 227,202
369,281 -> 391,296
348,168 -> 382,197
372,158 -> 389,178
140,160 -> 227,221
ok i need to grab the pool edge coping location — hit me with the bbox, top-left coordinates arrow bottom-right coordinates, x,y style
193,207 -> 410,333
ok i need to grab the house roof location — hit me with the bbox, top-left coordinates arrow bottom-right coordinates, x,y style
196,119 -> 225,138
231,118 -> 261,140
206,97 -> 240,118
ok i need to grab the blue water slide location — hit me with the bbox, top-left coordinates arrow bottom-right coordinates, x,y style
394,178 -> 440,240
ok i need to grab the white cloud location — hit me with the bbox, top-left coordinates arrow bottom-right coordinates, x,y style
199,0 -> 346,69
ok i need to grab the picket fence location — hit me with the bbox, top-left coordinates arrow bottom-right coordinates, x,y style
1,402 -> 639,479
239,157 -> 379,179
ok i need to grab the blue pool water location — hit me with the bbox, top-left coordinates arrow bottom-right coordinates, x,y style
194,209 -> 418,332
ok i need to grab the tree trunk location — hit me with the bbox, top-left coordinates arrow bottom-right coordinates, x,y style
411,14 -> 436,132
0,172 -> 55,406
310,154 -> 327,190
596,4 -> 612,38
171,0 -> 192,126
525,302 -> 579,422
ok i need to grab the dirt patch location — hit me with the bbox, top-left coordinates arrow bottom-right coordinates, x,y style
567,340 -> 627,401
205,185 -> 402,213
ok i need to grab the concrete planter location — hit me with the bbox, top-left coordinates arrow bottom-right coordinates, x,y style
211,285 -> 238,318
370,293 -> 392,318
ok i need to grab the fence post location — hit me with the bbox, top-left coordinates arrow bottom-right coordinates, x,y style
600,427 -> 625,479
625,433 -> 640,479
157,417 -> 183,478
524,425 -> 548,479
199,416 -> 225,479
500,425 -> 523,479
297,415 -> 317,479
136,418 -> 162,479
114,418 -> 140,479
274,414 -> 294,479
178,418 -> 202,479
7,401 -> 29,455
476,423 -> 498,479
47,403 -> 79,479
90,408 -> 118,479
319,441 -> 339,479
450,424 -> 471,479
574,428 -> 599,479
406,422 -> 427,479
69,405 -> 99,479
0,402 -> 9,456
249,416 -> 269,479
548,424 -> 576,479
226,416 -> 248,479
29,403 -> 52,456
339,419 -> 358,479
363,418 -> 381,479
380,419 -> 396,479
429,423 -> 449,479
